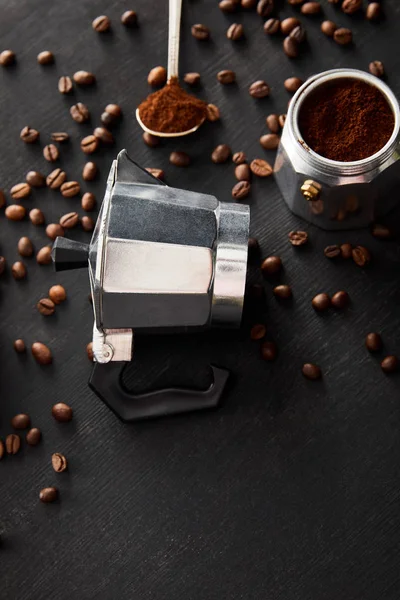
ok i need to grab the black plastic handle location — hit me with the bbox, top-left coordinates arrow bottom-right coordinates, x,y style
89,362 -> 229,422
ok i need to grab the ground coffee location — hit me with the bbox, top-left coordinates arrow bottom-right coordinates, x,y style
298,78 -> 394,162
138,77 -> 207,134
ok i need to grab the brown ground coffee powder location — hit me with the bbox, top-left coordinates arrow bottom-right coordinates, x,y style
138,78 -> 207,134
298,78 -> 394,162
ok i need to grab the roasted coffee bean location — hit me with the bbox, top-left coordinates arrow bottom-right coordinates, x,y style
52,452 -> 68,473
58,75 -> 73,94
331,290 -> 349,309
5,204 -> 26,221
217,70 -> 236,84
342,0 -> 361,14
11,182 -> 31,199
0,49 -> 16,66
146,168 -> 165,180
0,189 -> 5,208
206,103 -> 220,122
302,363 -> 321,380
301,2 -> 321,14
328,0 -> 341,3
381,356 -> 399,374
235,164 -> 251,181
324,245 -> 341,259
92,15 -> 111,32
32,342 -> 52,365
274,284 -> 292,299
60,181 -> 80,197
0,440 -> 4,460
284,77 -> 303,93
247,237 -> 259,260
20,126 -> 39,143
0,256 -> 5,276
334,28 -> 352,45
11,414 -> 31,430
18,236 -> 33,257
147,66 -> 167,86
261,341 -> 277,361
87,342 -> 94,361
250,158 -> 273,177
249,80 -> 270,98
266,114 -> 280,133
81,215 -> 94,232
101,104 -> 122,126
46,223 -> 64,240
37,50 -> 54,65
40,487 -> 58,503
93,126 -> 114,144
26,170 -> 45,187
352,245 -> 371,267
49,284 -> 66,304
227,23 -> 244,40
250,324 -> 266,340
191,24 -> 210,40
264,18 -> 280,34
26,428 -> 41,446
289,0 -> 306,4
369,61 -> 385,78
211,144 -> 231,164
81,192 -> 96,211
46,168 -> 66,189
37,298 -> 55,316
70,102 -> 90,123
289,25 -> 307,43
36,246 -> 52,265
101,111 -> 116,128
232,181 -> 251,200
260,133 -> 280,150
184,72 -> 201,85
321,20 -> 337,37
52,402 -> 73,422
83,161 -> 98,181
232,151 -> 247,164
81,135 -> 99,154
288,230 -> 308,246
14,339 -> 26,353
283,36 -> 299,58
241,0 -> 257,7
261,255 -> 282,275
170,151 -> 191,167
340,243 -> 352,259
281,17 -> 300,35
6,434 -> 21,454
371,223 -> 393,239
365,332 -> 382,352
142,132 -> 160,149
60,212 -> 79,229
366,2 -> 380,20
105,103 -> 122,118
219,0 -> 238,12
312,293 -> 331,311
73,70 -> 96,85
278,114 -> 286,128
43,144 -> 59,162
121,10 -> 137,26
257,0 -> 274,17
12,261 -> 26,280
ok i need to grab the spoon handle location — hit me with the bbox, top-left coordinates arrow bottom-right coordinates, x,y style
167,0 -> 182,81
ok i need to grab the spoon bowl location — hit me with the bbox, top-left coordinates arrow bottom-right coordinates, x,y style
136,108 -> 205,138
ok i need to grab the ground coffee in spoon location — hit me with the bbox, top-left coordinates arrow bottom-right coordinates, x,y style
299,78 -> 395,162
138,77 -> 207,134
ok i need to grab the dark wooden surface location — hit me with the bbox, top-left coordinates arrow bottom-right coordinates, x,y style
1,1 -> 400,598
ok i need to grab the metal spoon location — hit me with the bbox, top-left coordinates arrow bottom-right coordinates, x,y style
136,0 -> 205,138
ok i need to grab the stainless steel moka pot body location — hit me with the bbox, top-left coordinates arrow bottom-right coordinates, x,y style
52,150 -> 250,421
275,69 -> 400,230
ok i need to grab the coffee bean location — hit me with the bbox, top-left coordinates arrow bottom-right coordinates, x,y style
0,440 -> 4,460
217,70 -> 236,84
264,18 -> 280,34
366,2 -> 380,20
121,10 -> 137,26
289,0 -> 306,3
250,324 -> 266,340
334,28 -> 352,45
331,290 -> 349,309
369,61 -> 385,78
324,245 -> 341,259
260,133 -> 280,150
206,104 -> 220,122
11,414 -> 31,430
49,285 -> 66,304
342,0 -> 361,14
219,0 -> 238,11
232,181 -> 251,200
105,103 -> 122,118
37,298 -> 55,316
46,223 -> 64,240
247,237 -> 259,256
0,49 -> 16,66
70,102 -> 90,123
82,162 -> 98,181
43,144 -> 59,162
257,0 -> 274,17
37,50 -> 54,65
0,189 -> 5,208
11,182 -> 31,199
340,243 -> 352,259
249,80 -> 270,98
211,144 -> 231,164
52,452 -> 68,473
283,36 -> 299,58
60,181 -> 80,197
5,204 -> 26,221
365,332 -> 382,352
141,133 -> 159,150
328,0 -> 341,3
371,223 -> 393,239
242,0 -> 257,7
290,25 -> 307,43
170,151 -> 191,167
14,339 -> 26,353
278,114 -> 287,128
302,363 -> 321,380
184,72 -> 201,85
60,212 -> 79,229
52,402 -> 73,422
281,17 -> 300,35
12,261 -> 26,280
20,126 -> 39,143
288,230 -> 308,246
266,114 -> 280,133
352,245 -> 371,267
301,2 -> 321,15
147,66 -> 167,86
93,126 -> 114,144
191,24 -> 210,40
46,168 -> 66,189
232,151 -> 247,164
381,356 -> 399,374
6,434 -> 21,455
73,70 -> 96,85
261,341 -> 277,361
146,168 -> 165,180
81,192 -> 96,211
227,23 -> 244,40
87,342 -> 94,361
0,256 -> 5,276
250,159 -> 273,177
18,236 -> 33,257
36,246 -> 52,265
312,293 -> 331,311
261,255 -> 282,275
92,15 -> 111,32
284,77 -> 303,93
101,104 -> 122,127
81,216 -> 94,232
101,111 -> 116,128
32,342 -> 52,365
321,20 -> 337,37
40,487 -> 58,503
58,75 -> 73,94
235,164 -> 251,181
274,284 -> 292,299
26,170 -> 45,187
81,135 -> 99,154
26,428 -> 41,446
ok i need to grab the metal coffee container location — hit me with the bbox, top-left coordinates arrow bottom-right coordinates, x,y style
274,68 -> 400,230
